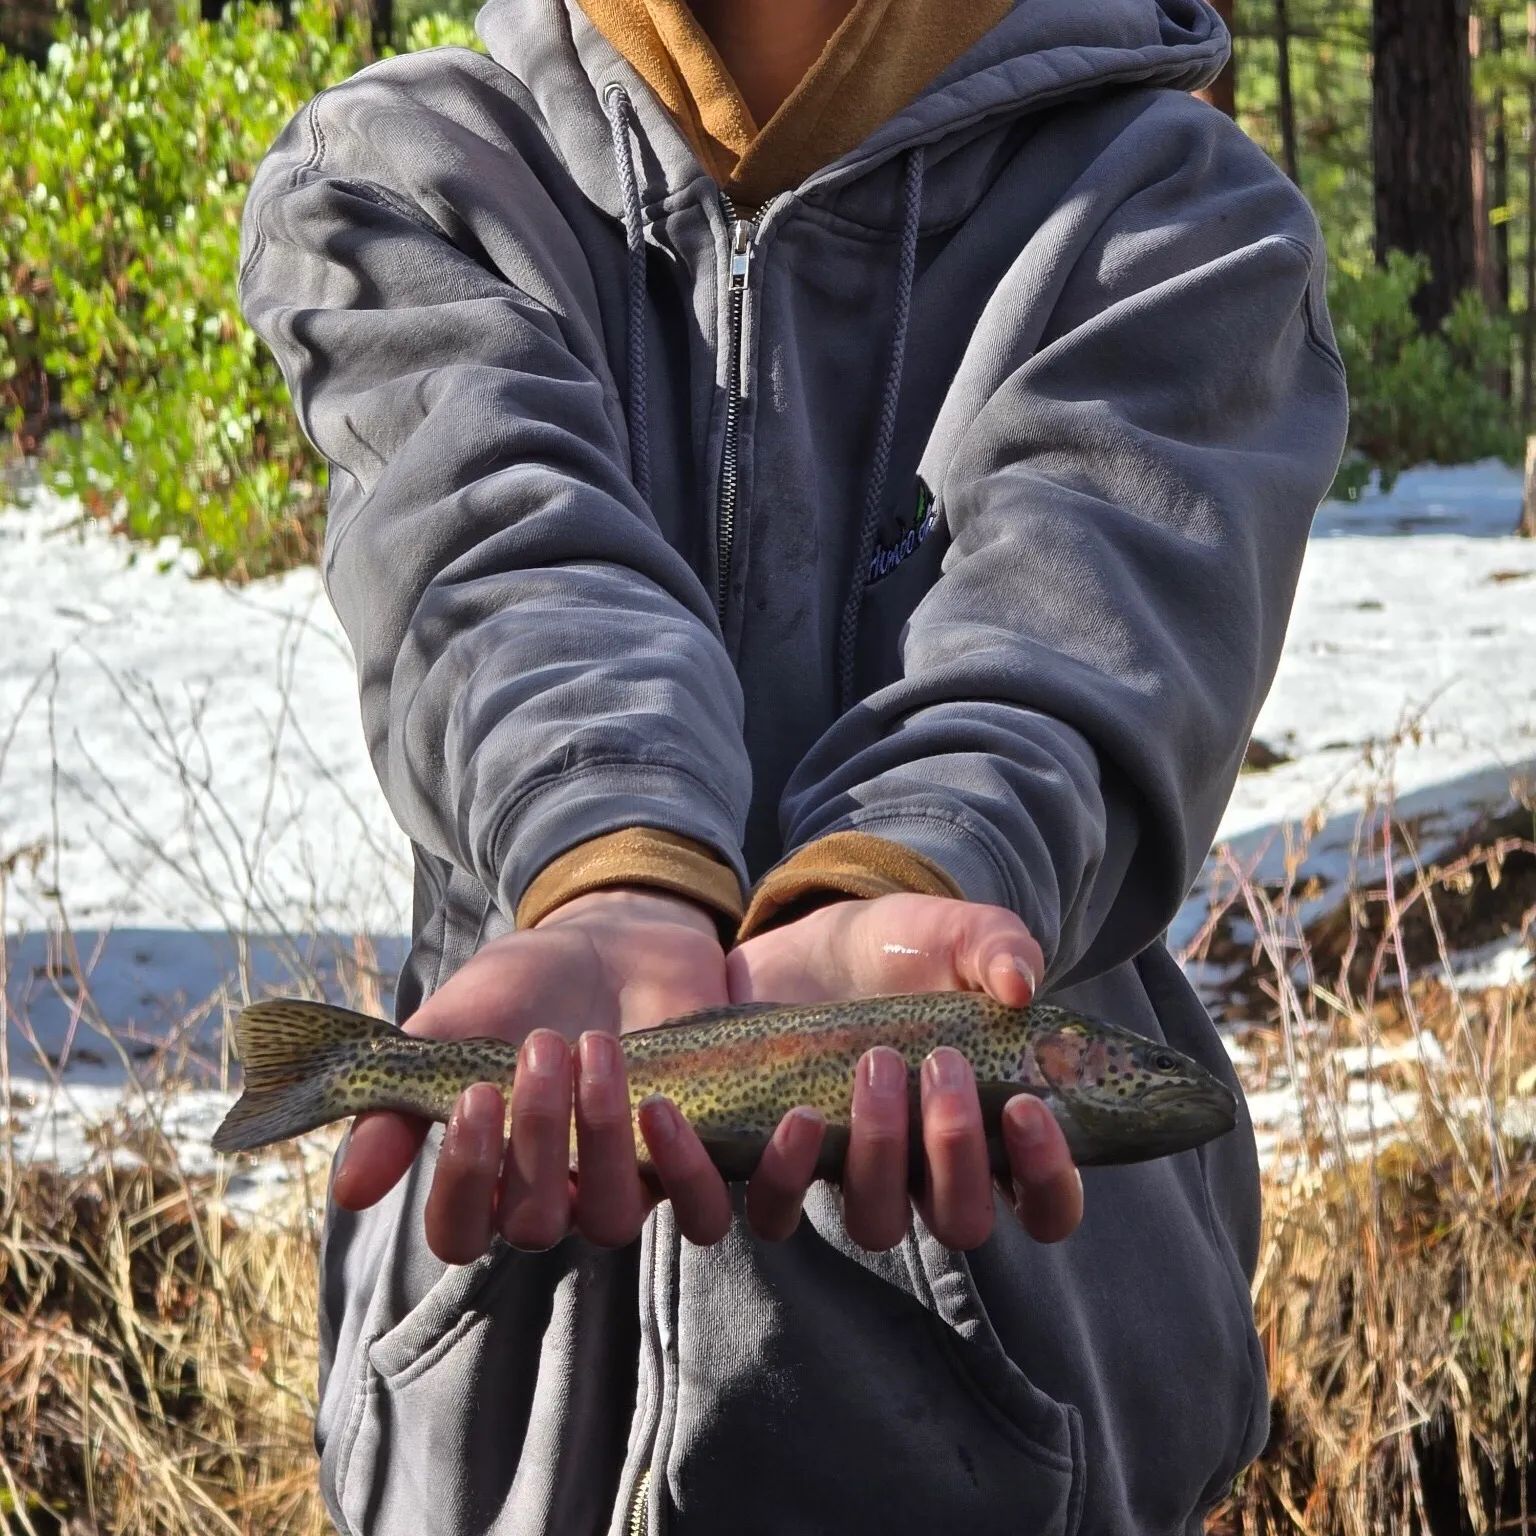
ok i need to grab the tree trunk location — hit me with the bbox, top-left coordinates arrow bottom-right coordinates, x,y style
1194,0 -> 1236,118
1,0 -> 59,60
1521,436 -> 1536,534
371,0 -> 394,54
1524,2 -> 1536,427
1491,11 -> 1510,315
1276,0 -> 1300,183
1372,0 -> 1477,332
1470,13 -> 1493,305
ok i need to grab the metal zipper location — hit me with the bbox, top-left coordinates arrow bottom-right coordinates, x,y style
627,1465 -> 651,1536
715,197 -> 755,618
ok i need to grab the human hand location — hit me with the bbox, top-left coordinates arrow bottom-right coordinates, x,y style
728,892 -> 1083,1252
330,887 -> 743,1263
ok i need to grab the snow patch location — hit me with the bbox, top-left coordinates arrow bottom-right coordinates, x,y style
3,461 -> 1535,1196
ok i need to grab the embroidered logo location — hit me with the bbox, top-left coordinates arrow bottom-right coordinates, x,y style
866,478 -> 940,586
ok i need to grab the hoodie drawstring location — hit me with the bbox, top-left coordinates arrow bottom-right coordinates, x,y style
837,146 -> 926,713
604,84 -> 653,504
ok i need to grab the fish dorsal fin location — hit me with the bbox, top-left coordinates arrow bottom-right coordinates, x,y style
660,1001 -> 787,1031
234,998 -> 397,1089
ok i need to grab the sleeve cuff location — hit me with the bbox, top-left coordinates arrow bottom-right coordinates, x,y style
736,831 -> 963,941
515,828 -> 746,942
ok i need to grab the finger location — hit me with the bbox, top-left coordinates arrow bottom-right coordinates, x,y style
497,1030 -> 574,1251
1002,1094 -> 1084,1244
572,1031 -> 650,1248
332,1109 -> 430,1212
637,1097 -> 734,1246
744,1107 -> 826,1242
917,1048 -> 995,1251
423,1084 -> 506,1265
842,1046 -> 911,1252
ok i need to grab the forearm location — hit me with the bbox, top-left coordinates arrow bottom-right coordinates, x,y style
771,102 -> 1349,983
239,67 -> 753,917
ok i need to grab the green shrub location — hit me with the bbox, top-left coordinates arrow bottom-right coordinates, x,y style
3,0 -> 1524,572
1327,249 -> 1523,500
0,1 -> 359,576
1,0 -> 483,580
402,8 -> 482,50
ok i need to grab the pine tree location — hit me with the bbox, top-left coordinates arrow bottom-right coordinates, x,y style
1372,0 -> 1478,330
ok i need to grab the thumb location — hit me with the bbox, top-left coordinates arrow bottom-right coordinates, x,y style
947,904 -> 1044,1008
839,894 -> 1044,1004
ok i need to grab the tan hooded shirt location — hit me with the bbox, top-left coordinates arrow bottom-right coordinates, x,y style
577,0 -> 1011,206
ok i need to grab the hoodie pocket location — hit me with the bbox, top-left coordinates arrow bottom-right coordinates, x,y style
660,1187 -> 1085,1536
332,1243 -> 516,1535
335,1229 -> 643,1534
905,1212 -> 1088,1511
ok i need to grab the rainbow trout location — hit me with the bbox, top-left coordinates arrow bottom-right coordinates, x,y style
210,993 -> 1238,1178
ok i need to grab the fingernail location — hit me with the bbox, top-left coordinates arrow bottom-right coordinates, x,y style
579,1031 -> 618,1084
1012,954 -> 1038,996
448,1083 -> 501,1153
923,1047 -> 968,1092
782,1106 -> 826,1152
640,1095 -> 679,1148
864,1047 -> 907,1097
524,1030 -> 565,1078
1007,1094 -> 1048,1151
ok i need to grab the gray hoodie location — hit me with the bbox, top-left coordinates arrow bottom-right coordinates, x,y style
237,0 -> 1348,1529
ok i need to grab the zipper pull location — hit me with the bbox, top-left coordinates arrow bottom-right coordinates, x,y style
729,218 -> 755,400
729,218 -> 754,286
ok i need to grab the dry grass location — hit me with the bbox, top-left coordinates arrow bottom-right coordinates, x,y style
0,909 -> 362,1534
0,763 -> 1532,1532
0,1144 -> 333,1535
1198,782 -> 1536,1535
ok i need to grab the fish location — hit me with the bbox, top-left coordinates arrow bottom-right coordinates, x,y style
210,992 -> 1239,1179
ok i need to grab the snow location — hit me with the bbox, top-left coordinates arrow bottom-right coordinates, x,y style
0,1074 -> 343,1219
0,485 -> 412,1113
0,499 -> 410,938
1170,460 -> 1536,996
2,458 -> 1534,1189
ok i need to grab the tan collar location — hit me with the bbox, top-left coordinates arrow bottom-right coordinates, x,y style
578,0 -> 1011,206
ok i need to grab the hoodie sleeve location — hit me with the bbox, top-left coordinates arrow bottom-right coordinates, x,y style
775,97 -> 1349,986
237,59 -> 752,920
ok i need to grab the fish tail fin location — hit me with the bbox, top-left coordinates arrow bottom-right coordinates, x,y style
212,999 -> 398,1154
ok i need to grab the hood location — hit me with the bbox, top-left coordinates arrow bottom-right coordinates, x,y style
475,0 -> 1230,216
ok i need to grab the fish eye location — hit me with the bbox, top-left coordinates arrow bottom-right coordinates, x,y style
1150,1050 -> 1180,1074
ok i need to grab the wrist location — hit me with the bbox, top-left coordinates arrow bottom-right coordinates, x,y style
737,832 -> 962,941
516,828 -> 746,945
533,885 -> 723,943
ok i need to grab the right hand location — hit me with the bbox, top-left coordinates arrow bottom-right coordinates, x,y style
330,886 -> 741,1264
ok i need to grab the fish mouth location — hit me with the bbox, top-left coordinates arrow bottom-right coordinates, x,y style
1064,1074 -> 1241,1167
1157,1075 -> 1240,1142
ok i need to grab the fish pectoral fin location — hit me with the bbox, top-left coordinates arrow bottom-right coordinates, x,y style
674,1130 -> 772,1184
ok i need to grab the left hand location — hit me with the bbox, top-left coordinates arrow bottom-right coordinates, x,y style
728,893 -> 1083,1253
